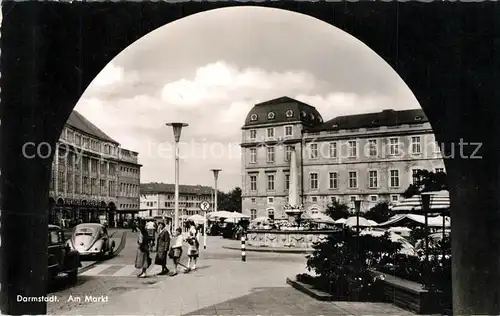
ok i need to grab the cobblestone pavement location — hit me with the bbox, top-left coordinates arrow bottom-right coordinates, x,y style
48,234 -> 415,316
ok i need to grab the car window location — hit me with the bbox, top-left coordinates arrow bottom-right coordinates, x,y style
75,227 -> 95,236
48,231 -> 59,245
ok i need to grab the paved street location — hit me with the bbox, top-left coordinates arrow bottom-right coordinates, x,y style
48,231 -> 414,315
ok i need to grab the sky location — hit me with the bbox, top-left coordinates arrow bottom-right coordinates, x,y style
74,6 -> 420,192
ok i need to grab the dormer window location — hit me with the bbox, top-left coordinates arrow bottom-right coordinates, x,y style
318,117 -> 323,123
285,110 -> 294,118
414,116 -> 422,121
250,114 -> 258,121
372,120 -> 378,124
332,124 -> 339,129
301,111 -> 307,118
310,113 -> 315,120
268,112 -> 275,120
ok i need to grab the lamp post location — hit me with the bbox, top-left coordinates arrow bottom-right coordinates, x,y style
211,169 -> 221,214
166,122 -> 188,231
354,199 -> 362,235
421,193 -> 431,263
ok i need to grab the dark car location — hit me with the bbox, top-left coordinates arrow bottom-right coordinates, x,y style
48,225 -> 80,285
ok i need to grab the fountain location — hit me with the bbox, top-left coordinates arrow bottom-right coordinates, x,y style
246,145 -> 338,250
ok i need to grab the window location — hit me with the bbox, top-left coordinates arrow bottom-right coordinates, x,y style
250,209 -> 257,220
250,114 -> 258,121
100,180 -> 106,195
348,171 -> 358,188
389,138 -> 399,155
390,170 -> 400,187
49,231 -> 59,245
285,174 -> 290,190
285,146 -> 293,162
348,141 -> 357,157
391,195 -> 399,202
368,170 -> 378,188
267,147 -> 275,163
329,172 -> 338,189
267,209 -> 275,220
310,173 -> 318,190
249,174 -> 257,191
330,196 -> 337,203
370,195 -> 378,202
267,174 -> 275,191
284,126 -> 293,137
311,196 -> 318,203
268,112 -> 275,120
249,130 -> 257,140
285,110 -> 293,117
411,136 -> 421,154
350,196 -> 356,202
309,143 -> 319,159
267,197 -> 274,204
412,169 -> 421,184
368,139 -> 378,157
267,128 -> 275,138
329,142 -> 337,158
251,198 -> 256,204
435,168 -> 445,173
249,148 -> 257,163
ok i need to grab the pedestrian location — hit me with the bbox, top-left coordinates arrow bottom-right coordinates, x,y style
168,227 -> 189,276
131,220 -> 137,232
186,224 -> 199,271
154,222 -> 170,275
135,223 -> 152,278
146,219 -> 156,247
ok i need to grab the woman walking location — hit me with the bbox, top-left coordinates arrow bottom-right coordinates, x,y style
169,227 -> 188,276
135,222 -> 152,278
186,223 -> 200,271
154,222 -> 170,275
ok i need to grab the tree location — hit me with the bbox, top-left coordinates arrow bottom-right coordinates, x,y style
364,201 -> 394,224
325,201 -> 350,220
403,169 -> 448,198
217,187 -> 242,213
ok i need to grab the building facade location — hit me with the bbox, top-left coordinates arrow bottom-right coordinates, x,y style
48,110 -> 142,227
240,97 -> 445,220
117,148 -> 141,224
139,183 -> 213,219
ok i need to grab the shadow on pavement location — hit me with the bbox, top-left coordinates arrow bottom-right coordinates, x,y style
181,286 -> 347,316
47,275 -> 91,294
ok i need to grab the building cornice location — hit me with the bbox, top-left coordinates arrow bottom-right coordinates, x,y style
240,139 -> 302,148
302,156 -> 443,167
303,128 -> 435,142
241,121 -> 308,130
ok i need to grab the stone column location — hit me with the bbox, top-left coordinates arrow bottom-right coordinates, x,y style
288,146 -> 299,207
54,148 -> 59,194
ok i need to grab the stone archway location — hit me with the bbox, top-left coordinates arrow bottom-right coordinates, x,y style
3,3 -> 500,315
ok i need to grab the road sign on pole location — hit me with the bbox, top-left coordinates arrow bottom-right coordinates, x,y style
199,200 -> 211,250
199,201 -> 211,211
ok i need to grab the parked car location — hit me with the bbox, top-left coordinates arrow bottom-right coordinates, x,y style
67,223 -> 115,258
48,225 -> 80,285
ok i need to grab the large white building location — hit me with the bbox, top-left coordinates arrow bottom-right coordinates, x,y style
49,110 -> 141,228
139,183 -> 213,219
240,96 -> 445,220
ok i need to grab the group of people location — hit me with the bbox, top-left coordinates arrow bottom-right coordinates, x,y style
134,220 -> 200,278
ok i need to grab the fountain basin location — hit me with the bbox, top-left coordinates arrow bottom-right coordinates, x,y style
246,229 -> 339,249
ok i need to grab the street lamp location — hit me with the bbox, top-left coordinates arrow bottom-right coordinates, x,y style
166,122 -> 188,231
354,199 -> 362,235
421,193 -> 431,263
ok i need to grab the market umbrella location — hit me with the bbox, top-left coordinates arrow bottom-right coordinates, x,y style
311,213 -> 336,225
368,220 -> 378,226
344,216 -> 373,228
360,229 -> 417,256
334,218 -> 347,224
391,190 -> 450,213
187,214 -> 205,224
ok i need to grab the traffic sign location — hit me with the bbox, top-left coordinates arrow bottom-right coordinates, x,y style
199,201 -> 211,211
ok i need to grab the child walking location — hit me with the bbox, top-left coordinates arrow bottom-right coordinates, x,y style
169,227 -> 189,276
186,225 -> 199,271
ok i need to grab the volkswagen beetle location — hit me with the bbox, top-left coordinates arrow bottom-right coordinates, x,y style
67,223 -> 115,258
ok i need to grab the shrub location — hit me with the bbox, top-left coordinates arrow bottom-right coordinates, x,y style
304,229 -> 401,300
